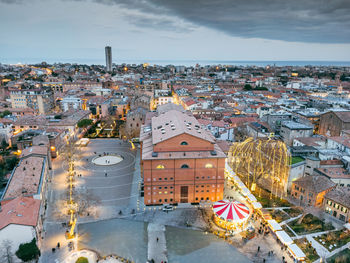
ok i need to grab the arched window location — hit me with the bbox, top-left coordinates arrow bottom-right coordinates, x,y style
181,164 -> 189,169
180,141 -> 188,145
156,164 -> 165,169
205,163 -> 213,168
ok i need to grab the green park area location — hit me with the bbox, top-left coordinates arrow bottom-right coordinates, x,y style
288,214 -> 334,235
294,238 -> 319,263
269,209 -> 290,223
314,229 -> 350,252
327,248 -> 350,263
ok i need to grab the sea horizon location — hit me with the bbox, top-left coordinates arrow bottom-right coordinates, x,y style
1,59 -> 350,67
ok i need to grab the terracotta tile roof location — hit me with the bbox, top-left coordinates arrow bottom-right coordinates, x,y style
3,156 -> 45,200
21,146 -> 48,158
334,111 -> 350,123
328,136 -> 350,148
325,187 -> 350,208
293,175 -> 336,193
156,103 -> 185,114
0,196 -> 40,230
320,159 -> 344,166
151,110 -> 214,145
316,167 -> 350,179
294,136 -> 326,147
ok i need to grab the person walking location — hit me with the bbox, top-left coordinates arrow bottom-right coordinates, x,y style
156,237 -> 159,242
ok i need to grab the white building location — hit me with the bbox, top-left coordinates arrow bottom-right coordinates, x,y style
61,96 -> 82,112
0,196 -> 41,260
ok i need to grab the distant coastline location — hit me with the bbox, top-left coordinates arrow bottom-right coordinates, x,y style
1,59 -> 350,67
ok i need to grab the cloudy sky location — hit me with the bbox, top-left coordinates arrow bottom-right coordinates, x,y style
1,0 -> 350,64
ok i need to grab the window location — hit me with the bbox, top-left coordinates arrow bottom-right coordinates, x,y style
180,141 -> 188,145
181,164 -> 189,169
205,163 -> 213,168
156,164 -> 165,169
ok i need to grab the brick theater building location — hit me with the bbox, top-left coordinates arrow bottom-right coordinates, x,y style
140,103 -> 226,205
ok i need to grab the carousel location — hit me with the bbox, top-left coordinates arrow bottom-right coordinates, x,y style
212,200 -> 250,231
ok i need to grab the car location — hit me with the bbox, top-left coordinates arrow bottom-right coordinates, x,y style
162,204 -> 174,212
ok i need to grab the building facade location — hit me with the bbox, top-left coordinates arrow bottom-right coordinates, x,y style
105,46 -> 112,72
319,111 -> 350,137
280,121 -> 313,146
140,104 -> 226,205
9,86 -> 54,114
324,188 -> 350,223
291,175 -> 335,207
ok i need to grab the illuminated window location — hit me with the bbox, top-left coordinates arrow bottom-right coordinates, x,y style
181,164 -> 189,169
180,141 -> 188,145
205,163 -> 213,168
156,164 -> 165,169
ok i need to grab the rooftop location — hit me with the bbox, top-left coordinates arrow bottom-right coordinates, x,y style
282,121 -> 313,130
151,110 -> 215,145
293,175 -> 336,193
325,187 -> 350,208
0,196 -> 41,230
315,167 -> 350,179
3,156 -> 46,200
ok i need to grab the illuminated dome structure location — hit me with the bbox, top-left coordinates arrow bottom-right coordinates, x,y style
228,138 -> 290,199
213,200 -> 250,230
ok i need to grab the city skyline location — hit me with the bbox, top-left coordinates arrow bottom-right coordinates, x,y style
1,0 -> 350,64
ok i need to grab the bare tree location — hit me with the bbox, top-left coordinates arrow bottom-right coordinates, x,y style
0,239 -> 14,263
73,188 -> 101,216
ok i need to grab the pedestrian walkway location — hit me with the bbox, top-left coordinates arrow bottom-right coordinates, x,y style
147,223 -> 168,263
280,214 -> 302,225
306,236 -> 329,258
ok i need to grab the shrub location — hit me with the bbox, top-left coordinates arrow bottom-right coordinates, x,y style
76,257 -> 89,263
15,238 -> 40,262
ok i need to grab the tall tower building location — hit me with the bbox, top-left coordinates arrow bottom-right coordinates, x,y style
105,46 -> 112,72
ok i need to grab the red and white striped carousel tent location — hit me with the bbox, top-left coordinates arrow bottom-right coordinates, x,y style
213,200 -> 250,223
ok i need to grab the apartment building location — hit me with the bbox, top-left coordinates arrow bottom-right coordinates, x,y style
9,86 -> 54,114
324,188 -> 350,223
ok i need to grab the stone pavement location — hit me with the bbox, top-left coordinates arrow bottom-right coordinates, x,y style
147,223 -> 168,263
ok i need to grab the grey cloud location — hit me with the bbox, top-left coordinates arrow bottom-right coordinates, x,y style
0,0 -> 23,3
81,0 -> 350,43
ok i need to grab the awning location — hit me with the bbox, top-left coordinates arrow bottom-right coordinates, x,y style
267,219 -> 282,232
213,200 -> 250,223
275,230 -> 293,245
288,243 -> 306,260
252,202 -> 262,209
241,187 -> 250,196
237,181 -> 246,189
247,194 -> 257,202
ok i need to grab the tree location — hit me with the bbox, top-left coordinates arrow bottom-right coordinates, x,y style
243,84 -> 253,90
76,257 -> 89,263
1,239 -> 14,263
15,239 -> 40,262
0,111 -> 11,118
77,119 -> 93,129
5,156 -> 19,171
1,139 -> 8,151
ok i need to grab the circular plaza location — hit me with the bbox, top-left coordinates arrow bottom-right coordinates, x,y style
92,155 -> 124,166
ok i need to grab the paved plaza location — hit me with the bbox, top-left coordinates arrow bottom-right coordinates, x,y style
40,139 -> 138,263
